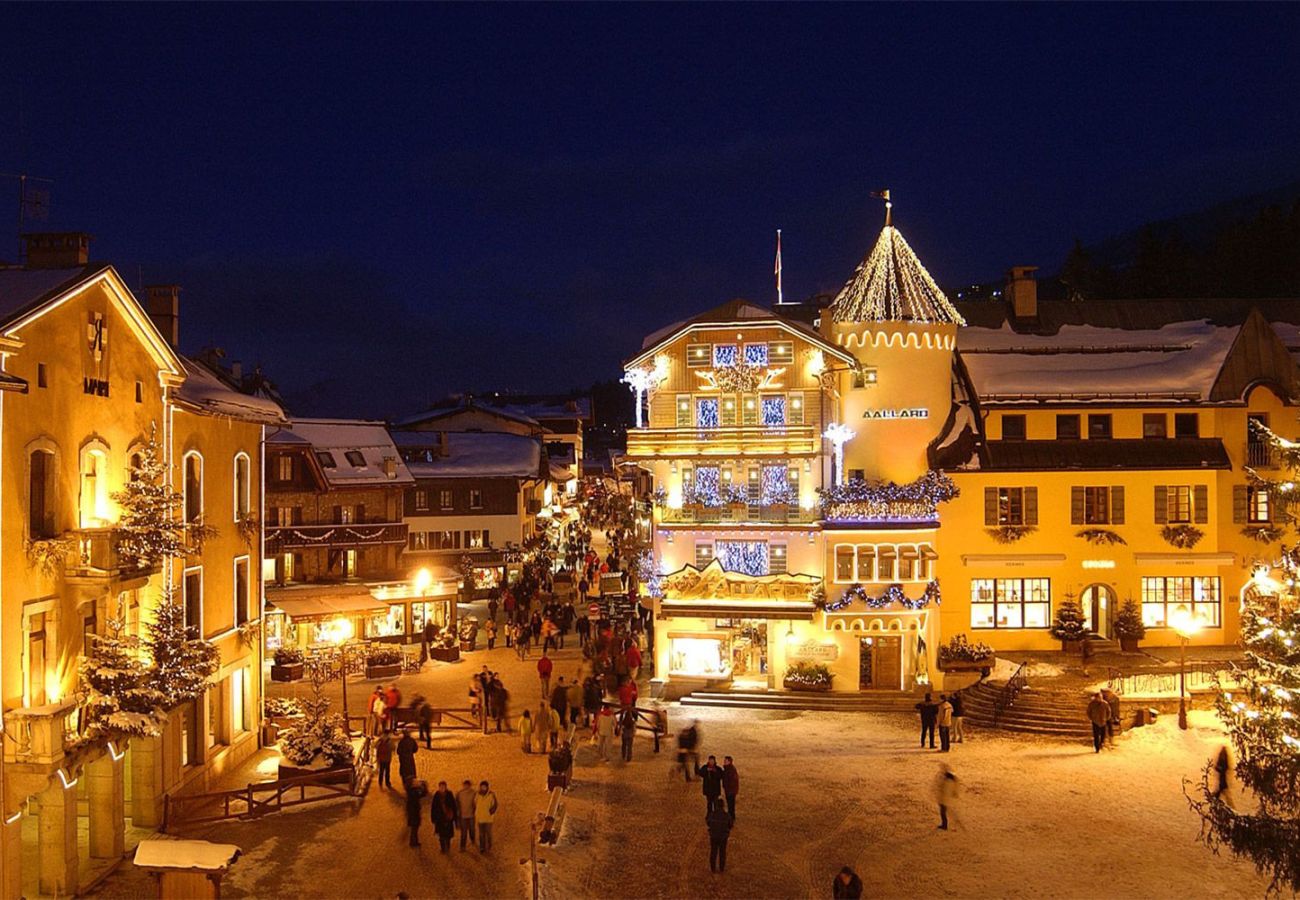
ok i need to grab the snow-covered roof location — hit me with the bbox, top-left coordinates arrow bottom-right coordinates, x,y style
393,430 -> 543,479
0,264 -> 107,329
175,357 -> 286,424
134,839 -> 241,872
272,419 -> 414,486
631,298 -> 856,366
392,401 -> 540,430
498,398 -> 592,422
829,226 -> 965,325
958,318 -> 1240,403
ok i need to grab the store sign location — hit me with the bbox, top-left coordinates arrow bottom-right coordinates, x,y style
789,638 -> 839,662
863,407 -> 928,420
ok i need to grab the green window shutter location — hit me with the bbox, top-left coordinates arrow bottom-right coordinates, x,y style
1070,487 -> 1085,524
1024,487 -> 1039,526
1232,485 -> 1248,524
1110,486 -> 1125,524
1154,486 -> 1168,524
1193,485 -> 1209,524
984,487 -> 998,526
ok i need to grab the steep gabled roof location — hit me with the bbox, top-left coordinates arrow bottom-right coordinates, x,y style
174,356 -> 287,424
829,226 -> 965,325
629,298 -> 856,367
1209,306 -> 1300,401
270,419 -> 414,487
0,263 -> 110,329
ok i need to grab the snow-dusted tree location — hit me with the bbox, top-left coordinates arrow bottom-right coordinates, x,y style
145,587 -> 219,709
1189,422 -> 1300,890
1050,594 -> 1088,646
112,423 -> 215,568
79,618 -> 167,739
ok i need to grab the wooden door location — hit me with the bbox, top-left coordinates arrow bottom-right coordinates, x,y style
874,636 -> 902,690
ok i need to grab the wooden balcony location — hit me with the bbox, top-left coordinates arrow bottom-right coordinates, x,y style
626,424 -> 820,458
265,522 -> 408,554
64,527 -> 158,582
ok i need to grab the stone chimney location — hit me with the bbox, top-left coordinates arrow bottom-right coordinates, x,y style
23,232 -> 91,269
145,285 -> 181,347
437,432 -> 449,457
1007,266 -> 1039,321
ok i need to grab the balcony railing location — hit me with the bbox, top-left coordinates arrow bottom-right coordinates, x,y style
1246,442 -> 1277,468
626,424 -> 819,457
2,698 -> 81,766
63,527 -> 157,579
661,504 -> 819,525
265,522 -> 409,554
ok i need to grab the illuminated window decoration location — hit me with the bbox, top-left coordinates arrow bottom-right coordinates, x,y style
696,362 -> 786,394
696,398 -> 719,429
819,469 -> 959,523
761,465 -> 797,505
713,344 -> 738,367
761,396 -> 786,427
744,343 -> 769,366
828,223 -> 965,325
825,579 -> 941,612
681,469 -> 747,507
822,422 -> 855,486
716,540 -> 769,576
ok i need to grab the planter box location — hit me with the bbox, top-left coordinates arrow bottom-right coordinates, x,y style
938,659 -> 995,678
277,761 -> 354,785
783,680 -> 833,693
1119,637 -> 1140,653
270,662 -> 304,683
430,645 -> 460,663
365,663 -> 402,680
1060,640 -> 1084,654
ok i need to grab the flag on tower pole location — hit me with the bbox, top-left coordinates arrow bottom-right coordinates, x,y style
774,229 -> 783,304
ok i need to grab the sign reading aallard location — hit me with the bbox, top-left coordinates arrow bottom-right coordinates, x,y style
789,638 -> 840,662
863,407 -> 928,420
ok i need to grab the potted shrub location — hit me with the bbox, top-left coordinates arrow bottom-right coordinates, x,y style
365,646 -> 403,680
431,632 -> 460,663
1113,599 -> 1147,652
937,634 -> 996,677
783,661 -> 834,692
458,618 -> 479,652
1051,596 -> 1089,653
271,647 -> 305,682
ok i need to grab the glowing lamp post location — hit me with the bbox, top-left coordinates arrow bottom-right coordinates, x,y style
1169,603 -> 1203,730
326,617 -> 356,732
822,423 -> 856,486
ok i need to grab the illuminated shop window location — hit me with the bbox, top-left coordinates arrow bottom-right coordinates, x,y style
970,578 -> 1051,629
1141,576 -> 1220,628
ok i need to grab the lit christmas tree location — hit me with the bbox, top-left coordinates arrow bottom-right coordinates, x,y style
145,587 -> 219,709
1050,594 -> 1088,646
79,618 -> 167,739
112,423 -> 213,568
1190,422 -> 1300,890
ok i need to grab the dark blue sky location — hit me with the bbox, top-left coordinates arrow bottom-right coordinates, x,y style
6,4 -> 1299,416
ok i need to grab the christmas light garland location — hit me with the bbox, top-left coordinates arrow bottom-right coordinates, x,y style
829,225 -> 966,325
825,579 -> 941,611
820,470 -> 959,523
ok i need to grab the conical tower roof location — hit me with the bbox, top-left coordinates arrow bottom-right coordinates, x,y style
829,224 -> 965,325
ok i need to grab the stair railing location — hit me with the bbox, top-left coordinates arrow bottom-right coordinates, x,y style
993,661 -> 1029,724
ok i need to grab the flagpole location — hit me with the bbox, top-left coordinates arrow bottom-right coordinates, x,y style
774,228 -> 784,305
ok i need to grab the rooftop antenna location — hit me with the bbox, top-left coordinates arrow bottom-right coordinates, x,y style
773,228 -> 785,305
1,172 -> 54,263
870,188 -> 892,227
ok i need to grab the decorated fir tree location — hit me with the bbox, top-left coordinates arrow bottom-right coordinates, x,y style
1189,421 -> 1300,890
1050,594 -> 1089,646
112,423 -> 214,568
1113,598 -> 1147,648
145,587 -> 219,709
79,618 -> 167,739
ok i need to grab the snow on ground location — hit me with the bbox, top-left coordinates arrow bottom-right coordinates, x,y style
993,656 -> 1065,681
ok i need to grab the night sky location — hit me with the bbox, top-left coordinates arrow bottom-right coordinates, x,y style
5,4 -> 1299,417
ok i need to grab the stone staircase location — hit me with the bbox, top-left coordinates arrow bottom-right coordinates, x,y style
1085,634 -> 1119,653
959,679 -> 1093,740
680,688 -> 921,713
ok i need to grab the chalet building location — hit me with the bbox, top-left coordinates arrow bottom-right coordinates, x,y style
261,420 -> 456,649
0,234 -> 283,898
627,216 -> 1300,697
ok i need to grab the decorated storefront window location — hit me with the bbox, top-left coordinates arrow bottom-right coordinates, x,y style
713,344 -> 738,367
670,636 -> 730,676
367,604 -> 406,637
716,540 -> 769,576
743,343 -> 769,366
696,398 -> 719,429
412,600 -> 452,633
761,395 -> 786,427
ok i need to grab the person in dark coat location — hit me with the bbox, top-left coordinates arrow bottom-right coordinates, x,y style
417,698 -> 435,749
429,780 -> 458,853
1087,692 -> 1111,753
618,707 -> 637,761
1102,687 -> 1123,745
705,804 -> 732,873
397,728 -> 419,783
550,677 -> 570,723
374,733 -> 393,789
950,691 -> 966,744
833,866 -> 864,899
695,755 -> 724,813
915,693 -> 939,749
405,779 -> 428,848
722,756 -> 739,823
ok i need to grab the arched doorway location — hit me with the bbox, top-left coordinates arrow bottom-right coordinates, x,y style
1081,584 -> 1116,638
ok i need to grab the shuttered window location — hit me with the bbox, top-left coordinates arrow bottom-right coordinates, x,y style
1156,485 -> 1201,524
1235,485 -> 1271,524
985,486 -> 1036,526
1071,486 -> 1124,525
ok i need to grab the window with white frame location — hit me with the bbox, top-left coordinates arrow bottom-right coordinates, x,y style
971,578 -> 1051,629
696,398 -> 719,429
183,567 -> 203,635
713,344 -> 738,367
760,395 -> 785,427
676,395 -> 692,427
234,452 -> 251,520
788,393 -> 804,425
277,455 -> 294,482
1248,487 -> 1271,523
1141,576 -> 1221,628
835,545 -> 855,581
414,489 -> 429,511
234,556 -> 250,627
743,343 -> 768,366
469,489 -> 483,509
183,452 -> 203,524
440,489 -> 453,509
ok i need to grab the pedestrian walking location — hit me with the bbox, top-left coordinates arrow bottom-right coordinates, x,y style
488,595 -> 499,623
485,619 -> 497,651
722,756 -> 739,822
456,780 -> 477,851
1103,687 -> 1122,745
384,684 -> 402,733
417,699 -> 434,749
833,866 -> 864,899
596,705 -> 615,762
405,778 -> 427,847
367,685 -> 386,736
706,803 -> 732,873
676,721 -> 700,781
375,732 -> 393,789
397,728 -> 419,783
1087,691 -> 1111,752
950,691 -> 966,743
582,675 -> 602,727
518,709 -> 533,752
695,755 -> 724,813
547,704 -> 562,750
490,676 -> 510,733
551,676 -> 570,723
534,701 -> 552,753
618,677 -> 638,711
474,781 -> 498,853
915,692 -> 939,749
566,678 -> 583,727
626,641 -> 643,682
937,694 -> 954,753
618,707 -> 637,762
430,780 -> 458,853
537,651 -> 553,699
1212,744 -> 1233,800
934,763 -> 960,830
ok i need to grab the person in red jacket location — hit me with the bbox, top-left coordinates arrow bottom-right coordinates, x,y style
537,651 -> 554,700
617,677 -> 638,710
625,642 -> 643,681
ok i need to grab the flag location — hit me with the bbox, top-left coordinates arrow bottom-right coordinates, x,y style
774,229 -> 783,304
870,189 -> 891,202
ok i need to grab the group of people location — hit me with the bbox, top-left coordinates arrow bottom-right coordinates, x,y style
469,667 -> 512,733
403,777 -> 500,853
914,692 -> 965,752
1086,688 -> 1123,752
367,683 -> 403,735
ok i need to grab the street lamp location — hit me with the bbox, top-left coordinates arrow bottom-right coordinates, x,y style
326,618 -> 356,732
1169,603 -> 1203,730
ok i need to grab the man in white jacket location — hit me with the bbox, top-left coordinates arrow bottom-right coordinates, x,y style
934,763 -> 960,830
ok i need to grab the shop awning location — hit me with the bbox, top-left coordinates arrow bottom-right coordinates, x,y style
898,546 -> 919,560
267,587 -> 388,621
920,545 -> 938,560
660,599 -> 816,621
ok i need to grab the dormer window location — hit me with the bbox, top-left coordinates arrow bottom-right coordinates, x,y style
316,451 -> 337,469
345,450 -> 366,467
